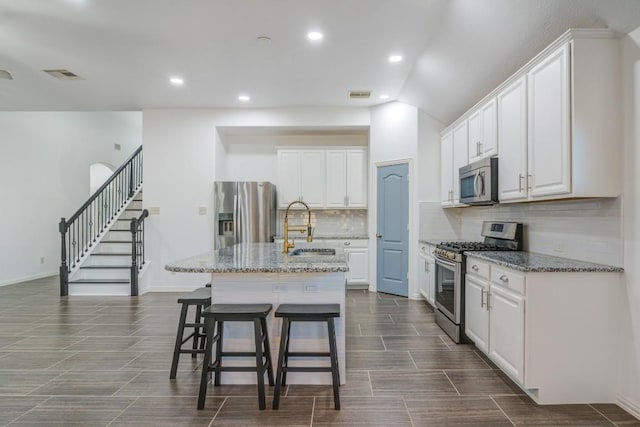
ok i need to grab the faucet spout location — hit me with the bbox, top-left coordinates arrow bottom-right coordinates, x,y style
283,200 -> 313,254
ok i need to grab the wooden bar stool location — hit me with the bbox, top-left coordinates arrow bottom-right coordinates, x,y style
272,303 -> 341,410
198,304 -> 274,410
170,287 -> 211,379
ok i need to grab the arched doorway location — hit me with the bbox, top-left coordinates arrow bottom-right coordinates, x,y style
90,163 -> 115,195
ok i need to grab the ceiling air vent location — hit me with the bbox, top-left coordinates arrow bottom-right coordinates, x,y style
349,90 -> 371,99
42,69 -> 84,80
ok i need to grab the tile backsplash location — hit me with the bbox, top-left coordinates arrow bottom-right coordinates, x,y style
419,197 -> 622,266
276,209 -> 368,237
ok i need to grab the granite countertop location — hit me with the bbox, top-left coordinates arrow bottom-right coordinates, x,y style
465,251 -> 624,273
274,235 -> 368,240
165,242 -> 349,274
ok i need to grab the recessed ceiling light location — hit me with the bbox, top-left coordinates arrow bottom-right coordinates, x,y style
256,36 -> 272,45
388,55 -> 403,63
169,77 -> 184,86
307,31 -> 323,41
238,94 -> 251,102
379,94 -> 390,100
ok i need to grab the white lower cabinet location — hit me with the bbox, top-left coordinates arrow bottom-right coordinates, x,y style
464,256 -> 621,404
345,247 -> 369,285
464,274 -> 489,353
419,243 -> 436,305
488,283 -> 525,384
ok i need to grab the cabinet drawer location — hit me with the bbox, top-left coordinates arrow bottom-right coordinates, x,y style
419,243 -> 434,256
466,258 -> 490,280
491,266 -> 525,295
339,239 -> 368,248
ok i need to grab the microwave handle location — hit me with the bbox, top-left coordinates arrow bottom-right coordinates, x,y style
479,171 -> 486,196
474,173 -> 481,197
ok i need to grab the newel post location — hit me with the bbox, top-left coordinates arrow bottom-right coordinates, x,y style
59,218 -> 69,296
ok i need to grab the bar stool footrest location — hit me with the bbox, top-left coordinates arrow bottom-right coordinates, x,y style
282,366 -> 333,373
286,351 -> 331,357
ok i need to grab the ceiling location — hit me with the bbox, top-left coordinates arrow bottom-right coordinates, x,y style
1,0 -> 639,124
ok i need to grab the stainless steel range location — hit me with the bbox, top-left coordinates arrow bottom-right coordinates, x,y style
433,221 -> 523,343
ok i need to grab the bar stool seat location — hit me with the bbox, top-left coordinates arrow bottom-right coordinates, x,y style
170,287 -> 211,379
272,303 -> 341,410
198,303 -> 274,410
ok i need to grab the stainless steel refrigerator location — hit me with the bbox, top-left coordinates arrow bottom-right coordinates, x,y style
214,181 -> 277,249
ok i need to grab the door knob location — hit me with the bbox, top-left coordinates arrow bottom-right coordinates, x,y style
376,233 -> 382,238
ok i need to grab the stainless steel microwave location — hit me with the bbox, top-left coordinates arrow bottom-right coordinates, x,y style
459,157 -> 498,205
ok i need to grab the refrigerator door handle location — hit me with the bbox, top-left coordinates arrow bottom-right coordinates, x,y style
233,194 -> 239,243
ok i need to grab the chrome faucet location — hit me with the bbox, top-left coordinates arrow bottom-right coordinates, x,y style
282,200 -> 313,253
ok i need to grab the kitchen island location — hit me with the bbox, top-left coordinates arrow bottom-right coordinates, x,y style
165,242 -> 348,385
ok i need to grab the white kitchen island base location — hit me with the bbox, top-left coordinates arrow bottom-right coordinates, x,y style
208,272 -> 346,385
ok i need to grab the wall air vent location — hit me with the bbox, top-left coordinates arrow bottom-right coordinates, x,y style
349,90 -> 371,99
0,70 -> 13,80
42,69 -> 84,80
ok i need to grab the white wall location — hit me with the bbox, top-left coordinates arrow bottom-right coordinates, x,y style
141,107 -> 370,291
0,111 -> 142,286
219,134 -> 367,183
369,102 -> 418,296
619,26 -> 640,417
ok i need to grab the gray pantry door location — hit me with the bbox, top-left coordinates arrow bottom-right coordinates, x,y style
376,163 -> 409,297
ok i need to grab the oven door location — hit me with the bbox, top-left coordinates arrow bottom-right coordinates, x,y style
434,255 -> 462,324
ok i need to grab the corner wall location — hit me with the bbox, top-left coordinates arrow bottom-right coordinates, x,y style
0,112 -> 142,287
618,26 -> 640,417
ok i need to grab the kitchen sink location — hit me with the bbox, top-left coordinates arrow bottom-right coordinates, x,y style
289,248 -> 336,256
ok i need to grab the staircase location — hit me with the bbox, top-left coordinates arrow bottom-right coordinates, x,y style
59,146 -> 149,297
67,192 -> 146,296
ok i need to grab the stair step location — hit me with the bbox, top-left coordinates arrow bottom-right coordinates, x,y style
69,279 -> 130,284
99,240 -> 131,244
91,252 -> 131,256
80,265 -> 131,269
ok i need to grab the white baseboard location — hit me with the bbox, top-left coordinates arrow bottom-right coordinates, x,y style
0,272 -> 57,287
617,394 -> 640,420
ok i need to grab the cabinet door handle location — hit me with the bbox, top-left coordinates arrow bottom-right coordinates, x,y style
486,292 -> 491,310
478,141 -> 483,154
480,288 -> 486,308
499,275 -> 509,282
344,241 -> 351,246
518,174 -> 524,192
527,174 -> 533,190
376,233 -> 382,239
471,265 -> 479,271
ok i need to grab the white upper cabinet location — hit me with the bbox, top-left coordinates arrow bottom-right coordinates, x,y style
277,149 -> 325,208
468,97 -> 498,163
442,29 -> 621,206
527,42 -> 571,198
441,122 -> 468,207
324,148 -> 367,208
440,132 -> 454,206
279,148 -> 367,209
498,76 -> 528,202
452,121 -> 469,204
325,150 -> 347,207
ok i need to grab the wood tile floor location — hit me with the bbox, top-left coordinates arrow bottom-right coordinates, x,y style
0,276 -> 638,426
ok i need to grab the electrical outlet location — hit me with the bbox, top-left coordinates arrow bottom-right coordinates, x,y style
149,207 -> 160,215
40,257 -> 45,264
304,284 -> 319,292
114,143 -> 121,151
198,206 -> 207,215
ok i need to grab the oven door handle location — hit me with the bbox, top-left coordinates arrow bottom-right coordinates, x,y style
434,255 -> 458,269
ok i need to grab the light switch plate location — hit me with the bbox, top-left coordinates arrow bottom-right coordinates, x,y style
149,207 -> 160,215
198,206 -> 207,215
